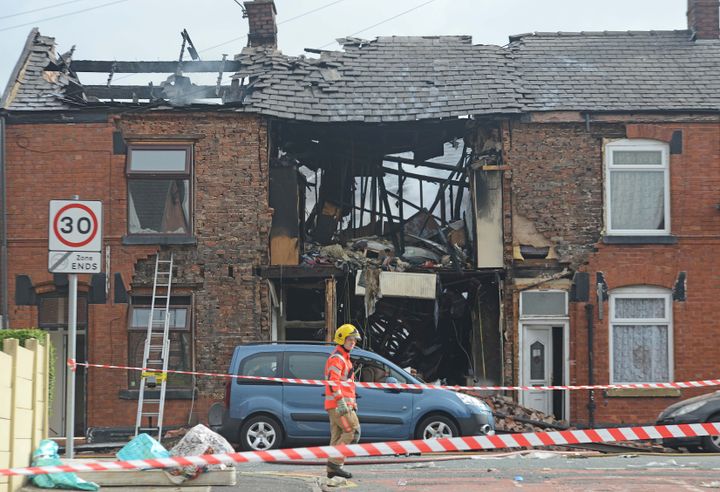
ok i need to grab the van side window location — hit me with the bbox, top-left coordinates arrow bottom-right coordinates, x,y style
354,356 -> 408,384
238,353 -> 280,384
286,352 -> 327,380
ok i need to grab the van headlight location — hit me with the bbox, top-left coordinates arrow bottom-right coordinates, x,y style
455,392 -> 490,411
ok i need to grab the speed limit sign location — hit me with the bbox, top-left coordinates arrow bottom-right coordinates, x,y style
49,200 -> 103,252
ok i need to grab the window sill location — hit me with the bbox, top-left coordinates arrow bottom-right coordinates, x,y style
605,388 -> 681,398
122,235 -> 197,246
118,388 -> 196,400
602,235 -> 677,245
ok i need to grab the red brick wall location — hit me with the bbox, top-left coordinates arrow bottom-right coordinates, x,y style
4,111 -> 271,431
506,120 -> 720,426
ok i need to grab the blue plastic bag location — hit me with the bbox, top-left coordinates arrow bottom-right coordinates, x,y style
116,433 -> 170,461
31,439 -> 99,490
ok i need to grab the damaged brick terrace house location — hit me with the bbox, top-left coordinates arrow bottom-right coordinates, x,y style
0,0 -> 719,441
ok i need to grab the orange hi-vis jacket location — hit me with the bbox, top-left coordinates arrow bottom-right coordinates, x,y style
324,346 -> 357,410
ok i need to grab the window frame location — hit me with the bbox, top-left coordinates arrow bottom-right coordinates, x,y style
608,286 -> 673,384
604,139 -> 670,236
127,297 -> 193,389
236,352 -> 283,386
125,143 -> 194,236
519,290 -> 568,319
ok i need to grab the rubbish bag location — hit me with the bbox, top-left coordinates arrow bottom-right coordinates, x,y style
164,424 -> 236,484
116,433 -> 170,461
31,439 -> 99,491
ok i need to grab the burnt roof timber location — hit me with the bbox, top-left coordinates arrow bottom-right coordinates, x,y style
85,85 -> 229,99
382,154 -> 459,172
381,166 -> 468,187
65,60 -> 242,73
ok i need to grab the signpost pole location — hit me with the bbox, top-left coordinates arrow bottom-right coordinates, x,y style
65,194 -> 79,459
66,272 -> 77,458
48,195 -> 102,458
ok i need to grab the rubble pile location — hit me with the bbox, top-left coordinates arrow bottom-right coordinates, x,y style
480,394 -> 570,433
471,394 -> 670,452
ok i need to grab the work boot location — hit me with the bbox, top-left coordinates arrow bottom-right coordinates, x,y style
326,467 -> 353,479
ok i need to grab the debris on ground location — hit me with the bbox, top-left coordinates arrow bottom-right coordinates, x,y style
165,424 -> 236,484
31,440 -> 99,491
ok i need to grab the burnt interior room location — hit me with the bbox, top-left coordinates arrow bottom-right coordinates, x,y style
264,119 -> 506,385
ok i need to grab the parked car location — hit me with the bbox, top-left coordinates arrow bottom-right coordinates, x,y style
656,391 -> 720,452
214,342 -> 495,451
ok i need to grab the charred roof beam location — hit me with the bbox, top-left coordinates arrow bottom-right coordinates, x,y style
60,60 -> 242,73
84,85 -> 230,99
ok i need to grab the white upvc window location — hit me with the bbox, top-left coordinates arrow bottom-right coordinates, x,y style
609,286 -> 673,383
520,290 -> 568,318
605,139 -> 670,235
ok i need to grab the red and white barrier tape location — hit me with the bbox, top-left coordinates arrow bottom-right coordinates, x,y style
69,359 -> 720,392
2,422 -> 719,477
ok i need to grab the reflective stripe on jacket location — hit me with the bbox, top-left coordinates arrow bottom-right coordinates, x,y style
324,346 -> 356,410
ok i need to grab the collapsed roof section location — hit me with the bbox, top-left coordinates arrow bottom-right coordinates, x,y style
232,35 -> 523,121
1,28 -> 84,111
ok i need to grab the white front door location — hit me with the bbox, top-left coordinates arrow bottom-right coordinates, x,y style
522,326 -> 552,415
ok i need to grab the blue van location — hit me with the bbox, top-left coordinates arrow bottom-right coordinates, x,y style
216,343 -> 495,451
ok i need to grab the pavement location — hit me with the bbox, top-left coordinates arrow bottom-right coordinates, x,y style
216,451 -> 720,491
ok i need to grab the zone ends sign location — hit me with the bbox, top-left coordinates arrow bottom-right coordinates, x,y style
49,200 -> 103,252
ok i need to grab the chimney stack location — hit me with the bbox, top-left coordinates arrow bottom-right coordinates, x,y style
687,0 -> 719,40
244,0 -> 277,48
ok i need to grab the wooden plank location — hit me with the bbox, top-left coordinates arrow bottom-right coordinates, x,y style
26,339 -> 46,450
324,278 -> 336,342
270,236 -> 299,266
12,409 -> 33,439
69,60 -> 242,73
0,420 -> 10,450
70,468 -> 236,487
21,487 -> 211,492
382,154 -> 458,172
0,352 -> 10,388
381,166 -> 468,187
12,379 -> 32,412
9,438 -> 31,492
0,353 -> 11,421
84,85 -> 228,100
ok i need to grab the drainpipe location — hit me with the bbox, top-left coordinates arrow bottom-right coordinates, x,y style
585,303 -> 595,427
0,115 -> 7,329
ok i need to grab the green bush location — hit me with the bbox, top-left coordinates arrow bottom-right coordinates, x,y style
0,329 -> 55,407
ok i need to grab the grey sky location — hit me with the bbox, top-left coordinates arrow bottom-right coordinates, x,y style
1,0 -> 688,93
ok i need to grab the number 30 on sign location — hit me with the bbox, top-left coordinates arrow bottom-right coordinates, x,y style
49,200 -> 103,252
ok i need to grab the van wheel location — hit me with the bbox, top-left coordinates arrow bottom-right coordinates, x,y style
415,415 -> 459,440
239,415 -> 284,451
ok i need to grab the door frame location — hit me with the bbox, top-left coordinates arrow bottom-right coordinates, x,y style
47,328 -> 87,437
518,319 -> 569,421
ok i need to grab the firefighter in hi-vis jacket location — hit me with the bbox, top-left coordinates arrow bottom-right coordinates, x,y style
324,323 -> 362,479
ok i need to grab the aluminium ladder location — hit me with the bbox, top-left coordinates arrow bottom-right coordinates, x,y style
134,252 -> 174,441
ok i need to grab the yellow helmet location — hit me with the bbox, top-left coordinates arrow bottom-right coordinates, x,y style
334,324 -> 361,345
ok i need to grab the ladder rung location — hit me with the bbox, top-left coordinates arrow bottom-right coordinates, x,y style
142,412 -> 160,417
145,359 -> 164,364
148,345 -> 164,350
143,399 -> 161,404
137,427 -> 160,433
